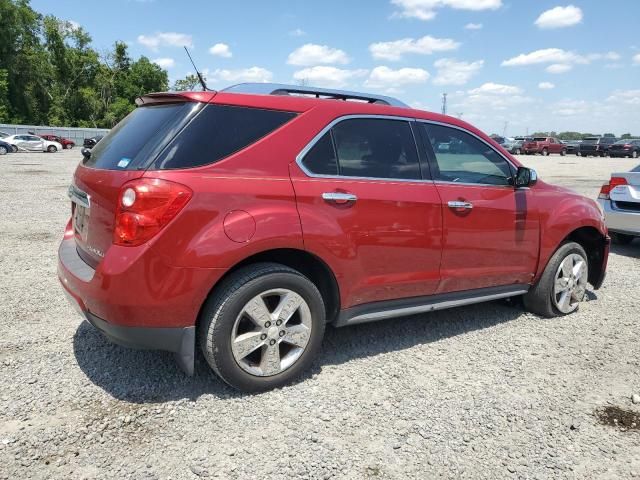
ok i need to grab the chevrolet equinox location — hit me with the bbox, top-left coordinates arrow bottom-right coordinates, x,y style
58,83 -> 609,392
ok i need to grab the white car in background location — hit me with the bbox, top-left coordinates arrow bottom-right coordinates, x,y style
3,134 -> 63,153
598,164 -> 640,245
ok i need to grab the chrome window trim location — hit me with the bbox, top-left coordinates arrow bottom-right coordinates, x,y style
295,114 -> 428,183
295,114 -> 521,188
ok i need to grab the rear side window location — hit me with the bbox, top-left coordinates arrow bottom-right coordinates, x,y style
84,103 -> 198,170
152,105 -> 296,170
301,118 -> 421,180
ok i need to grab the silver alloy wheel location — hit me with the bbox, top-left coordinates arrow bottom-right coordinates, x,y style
231,288 -> 313,377
553,253 -> 588,314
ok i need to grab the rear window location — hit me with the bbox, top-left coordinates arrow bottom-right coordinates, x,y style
83,103 -> 199,170
582,138 -> 599,144
151,105 -> 296,170
533,137 -> 547,141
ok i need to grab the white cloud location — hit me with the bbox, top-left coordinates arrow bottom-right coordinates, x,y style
137,32 -> 193,51
365,66 -> 430,88
209,67 -> 273,83
287,44 -> 350,66
289,28 -> 306,37
152,58 -> 175,69
468,82 -> 523,95
432,58 -> 483,86
391,0 -> 502,21
464,23 -> 483,30
292,66 -> 368,88
535,5 -> 583,29
546,64 -> 572,74
538,82 -> 555,90
369,35 -> 460,61
502,48 -> 586,66
209,43 -> 232,58
634,53 -> 640,65
607,89 -> 640,106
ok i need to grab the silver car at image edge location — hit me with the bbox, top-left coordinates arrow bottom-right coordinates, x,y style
598,164 -> 640,244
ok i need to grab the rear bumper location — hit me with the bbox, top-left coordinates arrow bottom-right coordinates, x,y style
598,199 -> 640,236
58,235 -> 227,374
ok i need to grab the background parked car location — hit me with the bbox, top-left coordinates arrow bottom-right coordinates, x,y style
0,139 -> 13,155
523,137 -> 567,156
608,139 -> 640,159
504,138 -> 530,155
83,135 -> 104,149
3,134 -> 62,152
598,163 -> 640,244
579,136 -> 616,157
562,140 -> 582,155
40,134 -> 75,149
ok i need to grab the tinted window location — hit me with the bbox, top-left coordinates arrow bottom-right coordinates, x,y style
153,105 -> 296,170
85,103 -> 199,170
331,119 -> 421,180
422,124 -> 512,186
301,132 -> 338,175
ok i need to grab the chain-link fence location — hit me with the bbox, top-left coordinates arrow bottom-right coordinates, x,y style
0,124 -> 110,146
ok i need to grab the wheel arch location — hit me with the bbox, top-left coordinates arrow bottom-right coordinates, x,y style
196,248 -> 341,328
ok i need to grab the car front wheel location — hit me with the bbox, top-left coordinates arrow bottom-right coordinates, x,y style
523,242 -> 588,318
11,145 -> 18,153
199,262 -> 326,392
0,146 -> 7,155
47,145 -> 57,153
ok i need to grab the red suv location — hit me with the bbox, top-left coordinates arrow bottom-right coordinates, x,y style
58,83 -> 609,392
522,137 -> 567,156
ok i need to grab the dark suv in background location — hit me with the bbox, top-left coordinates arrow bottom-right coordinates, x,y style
579,137 -> 616,157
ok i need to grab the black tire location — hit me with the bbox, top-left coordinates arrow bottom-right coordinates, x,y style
542,148 -> 549,156
632,151 -> 638,159
66,144 -> 74,150
198,262 -> 326,392
0,146 -> 7,155
560,149 -> 566,156
523,242 -> 588,318
47,145 -> 57,153
515,148 -> 521,155
11,145 -> 18,153
611,232 -> 634,245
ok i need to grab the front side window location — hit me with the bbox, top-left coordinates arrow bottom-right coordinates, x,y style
422,123 -> 513,186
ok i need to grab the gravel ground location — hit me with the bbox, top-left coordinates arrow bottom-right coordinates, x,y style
1,149 -> 639,479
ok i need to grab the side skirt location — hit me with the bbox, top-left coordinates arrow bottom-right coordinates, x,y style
334,284 -> 529,327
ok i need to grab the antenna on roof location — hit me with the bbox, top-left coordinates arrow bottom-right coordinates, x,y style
183,47 -> 209,91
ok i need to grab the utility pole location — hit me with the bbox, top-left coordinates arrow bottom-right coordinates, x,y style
503,121 -> 509,138
441,93 -> 447,115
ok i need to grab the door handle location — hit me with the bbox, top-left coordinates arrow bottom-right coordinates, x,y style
447,200 -> 473,210
322,192 -> 358,204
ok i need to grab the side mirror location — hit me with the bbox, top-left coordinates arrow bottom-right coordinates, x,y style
81,147 -> 91,160
514,167 -> 537,188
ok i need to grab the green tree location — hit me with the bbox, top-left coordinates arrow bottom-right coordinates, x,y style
173,74 -> 200,92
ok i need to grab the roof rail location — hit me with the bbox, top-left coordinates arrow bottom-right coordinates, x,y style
221,83 -> 410,108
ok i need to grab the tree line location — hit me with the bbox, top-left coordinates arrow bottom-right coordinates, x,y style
0,0 -> 169,128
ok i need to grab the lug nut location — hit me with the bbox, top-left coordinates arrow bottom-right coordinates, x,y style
264,321 -> 271,328
276,320 -> 282,326
260,334 -> 267,340
279,330 -> 285,337
269,339 -> 276,346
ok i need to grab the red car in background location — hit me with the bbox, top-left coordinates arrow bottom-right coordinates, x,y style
58,83 -> 609,392
41,134 -> 75,149
522,137 -> 567,156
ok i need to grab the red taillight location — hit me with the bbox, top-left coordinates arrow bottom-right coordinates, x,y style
113,178 -> 192,246
598,176 -> 627,200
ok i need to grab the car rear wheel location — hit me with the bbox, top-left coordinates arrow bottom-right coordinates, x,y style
0,146 -> 7,155
515,148 -> 521,155
611,233 -> 634,245
523,242 -> 588,318
47,145 -> 57,153
632,151 -> 638,159
11,145 -> 18,153
66,144 -> 74,150
560,149 -> 566,156
542,148 -> 549,156
199,262 -> 326,392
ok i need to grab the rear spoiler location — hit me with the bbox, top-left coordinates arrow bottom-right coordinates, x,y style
135,91 -> 217,107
